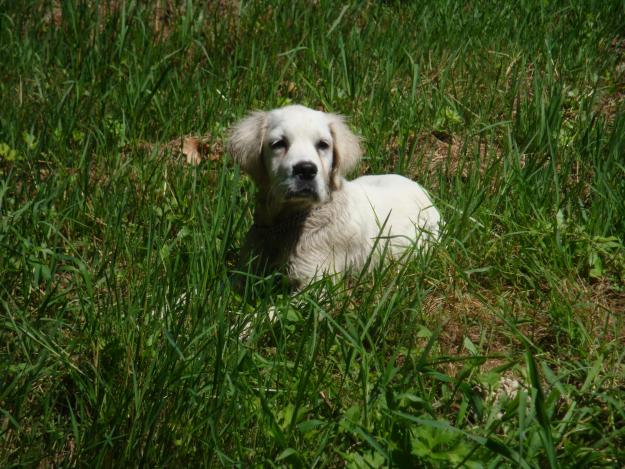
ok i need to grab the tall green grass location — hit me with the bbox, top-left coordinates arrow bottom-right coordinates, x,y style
1,1 -> 624,466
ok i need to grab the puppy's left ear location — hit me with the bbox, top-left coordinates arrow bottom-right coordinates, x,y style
328,113 -> 362,188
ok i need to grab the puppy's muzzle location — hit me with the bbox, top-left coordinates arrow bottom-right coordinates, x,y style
287,161 -> 320,200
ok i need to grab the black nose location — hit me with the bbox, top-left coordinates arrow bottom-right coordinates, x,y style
292,162 -> 318,181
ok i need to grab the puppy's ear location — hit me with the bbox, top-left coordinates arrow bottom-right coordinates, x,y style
328,113 -> 362,188
227,111 -> 268,185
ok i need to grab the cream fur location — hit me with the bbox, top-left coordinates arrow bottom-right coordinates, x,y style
228,104 -> 441,287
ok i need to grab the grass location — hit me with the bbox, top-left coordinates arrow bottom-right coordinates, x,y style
1,0 -> 624,466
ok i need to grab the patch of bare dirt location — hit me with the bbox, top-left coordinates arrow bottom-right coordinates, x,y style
421,276 -> 625,373
421,132 -> 501,179
422,283 -> 549,362
379,131 -> 503,189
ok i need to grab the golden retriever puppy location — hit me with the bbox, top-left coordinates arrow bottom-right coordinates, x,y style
229,104 -> 440,287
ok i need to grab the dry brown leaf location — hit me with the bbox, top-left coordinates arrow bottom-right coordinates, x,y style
182,137 -> 202,165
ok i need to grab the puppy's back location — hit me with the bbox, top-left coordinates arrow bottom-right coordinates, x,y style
347,174 -> 441,247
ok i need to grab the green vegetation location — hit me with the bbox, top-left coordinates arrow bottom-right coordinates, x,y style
1,1 -> 624,466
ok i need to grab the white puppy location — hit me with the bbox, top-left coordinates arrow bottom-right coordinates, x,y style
228,104 -> 441,287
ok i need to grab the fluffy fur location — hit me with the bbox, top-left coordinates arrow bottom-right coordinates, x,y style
228,104 -> 441,287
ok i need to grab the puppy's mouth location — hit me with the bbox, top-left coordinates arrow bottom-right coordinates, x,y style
283,177 -> 322,201
285,186 -> 319,201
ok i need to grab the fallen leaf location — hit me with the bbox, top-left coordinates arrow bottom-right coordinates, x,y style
182,137 -> 202,165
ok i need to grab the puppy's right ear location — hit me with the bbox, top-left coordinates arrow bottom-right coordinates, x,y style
227,111 -> 268,185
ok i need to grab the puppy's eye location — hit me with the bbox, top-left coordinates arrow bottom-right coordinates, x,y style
270,139 -> 287,150
316,140 -> 330,151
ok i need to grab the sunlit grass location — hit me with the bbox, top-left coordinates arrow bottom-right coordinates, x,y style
1,1 -> 624,466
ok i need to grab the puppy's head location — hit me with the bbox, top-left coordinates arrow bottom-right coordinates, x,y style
228,104 -> 361,210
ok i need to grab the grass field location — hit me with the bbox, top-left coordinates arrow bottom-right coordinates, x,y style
1,0 -> 624,466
